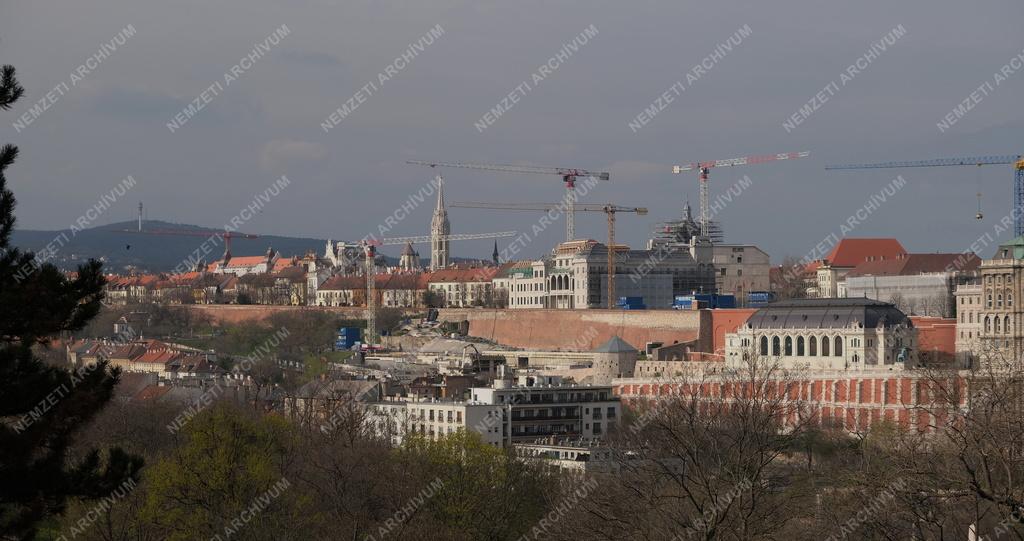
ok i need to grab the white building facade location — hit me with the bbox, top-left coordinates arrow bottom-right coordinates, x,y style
725,298 -> 918,371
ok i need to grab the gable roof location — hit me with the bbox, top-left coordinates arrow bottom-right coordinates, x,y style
224,256 -> 268,268
847,253 -> 980,277
747,298 -> 911,329
807,238 -> 907,271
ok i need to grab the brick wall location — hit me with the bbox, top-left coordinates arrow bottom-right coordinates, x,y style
440,308 -> 708,352
615,372 -> 967,433
183,304 -> 400,325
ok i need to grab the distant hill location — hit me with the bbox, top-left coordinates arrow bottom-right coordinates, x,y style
10,220 -> 336,273
9,220 -> 478,273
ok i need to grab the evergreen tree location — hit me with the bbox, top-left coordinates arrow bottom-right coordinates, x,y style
0,65 -> 142,539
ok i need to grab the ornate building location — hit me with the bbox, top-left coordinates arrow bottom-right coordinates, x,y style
500,238 -> 715,309
974,237 -> 1024,366
725,298 -> 917,371
430,175 -> 450,271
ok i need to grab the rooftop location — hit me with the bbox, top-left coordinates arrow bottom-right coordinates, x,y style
746,298 -> 912,330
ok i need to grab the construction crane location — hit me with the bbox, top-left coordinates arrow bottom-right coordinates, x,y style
357,231 -> 516,347
450,202 -> 647,308
122,228 -> 260,262
672,151 -> 810,237
826,155 -> 1024,236
406,160 -> 611,242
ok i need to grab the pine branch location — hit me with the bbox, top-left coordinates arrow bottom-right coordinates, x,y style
0,65 -> 25,110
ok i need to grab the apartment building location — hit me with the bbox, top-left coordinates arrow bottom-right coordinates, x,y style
470,373 -> 621,444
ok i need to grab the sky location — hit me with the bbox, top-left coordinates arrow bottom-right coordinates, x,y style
2,0 -> 1024,263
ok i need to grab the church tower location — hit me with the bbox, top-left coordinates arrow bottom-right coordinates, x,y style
430,175 -> 450,271
399,242 -> 421,271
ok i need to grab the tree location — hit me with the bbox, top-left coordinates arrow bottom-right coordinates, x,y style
422,289 -> 444,308
141,404 -> 314,541
394,431 -> 557,540
553,355 -> 817,540
772,256 -> 809,300
0,64 -> 142,539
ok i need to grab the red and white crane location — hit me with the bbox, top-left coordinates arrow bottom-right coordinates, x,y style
672,151 -> 810,237
122,227 -> 260,262
407,160 -> 610,242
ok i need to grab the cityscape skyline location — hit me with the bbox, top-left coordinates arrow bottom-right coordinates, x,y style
2,1 -> 1024,262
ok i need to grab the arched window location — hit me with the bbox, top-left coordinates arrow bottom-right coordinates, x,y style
784,336 -> 793,356
1005,315 -> 1011,335
987,294 -> 993,308
1009,293 -> 1014,307
797,336 -> 805,356
996,317 -> 1002,334
772,336 -> 780,356
834,336 -> 843,356
760,336 -> 768,355
984,316 -> 991,333
809,336 -> 817,356
997,294 -> 1003,308
821,336 -> 830,356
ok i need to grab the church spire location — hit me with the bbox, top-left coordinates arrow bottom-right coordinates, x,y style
430,175 -> 450,271
435,174 -> 445,213
492,240 -> 499,265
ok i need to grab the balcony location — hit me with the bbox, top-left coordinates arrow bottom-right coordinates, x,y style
511,413 -> 580,422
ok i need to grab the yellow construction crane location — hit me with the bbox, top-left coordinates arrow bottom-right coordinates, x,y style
450,202 -> 647,308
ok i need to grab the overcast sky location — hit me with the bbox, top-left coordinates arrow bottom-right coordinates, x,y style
3,0 -> 1023,262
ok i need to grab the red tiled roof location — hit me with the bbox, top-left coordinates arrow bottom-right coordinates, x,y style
321,275 -> 365,290
375,273 -> 426,290
320,273 -> 429,291
808,238 -> 907,271
425,267 -> 498,283
224,256 -> 268,268
273,257 -> 301,272
847,253 -> 980,277
134,349 -> 182,366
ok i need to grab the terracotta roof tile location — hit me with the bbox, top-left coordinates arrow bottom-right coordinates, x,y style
847,253 -> 980,277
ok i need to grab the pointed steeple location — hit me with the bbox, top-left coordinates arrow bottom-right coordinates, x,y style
430,175 -> 450,271
492,240 -> 499,265
435,174 -> 446,213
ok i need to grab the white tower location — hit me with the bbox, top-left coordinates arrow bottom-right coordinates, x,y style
430,175 -> 450,271
399,242 -> 421,271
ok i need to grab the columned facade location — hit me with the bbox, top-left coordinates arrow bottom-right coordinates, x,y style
725,298 -> 917,371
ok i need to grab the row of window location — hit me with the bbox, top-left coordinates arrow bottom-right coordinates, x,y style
982,315 -> 1013,335
985,291 -> 1013,309
416,409 -> 463,423
759,335 -> 843,357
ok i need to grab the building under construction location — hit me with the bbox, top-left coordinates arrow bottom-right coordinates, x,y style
646,201 -> 723,250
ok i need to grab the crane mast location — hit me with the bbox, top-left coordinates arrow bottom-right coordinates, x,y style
407,160 -> 610,242
448,201 -> 647,308
672,151 -> 809,239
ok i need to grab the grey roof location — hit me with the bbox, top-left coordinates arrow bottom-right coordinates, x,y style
593,336 -> 637,353
745,298 -> 912,330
